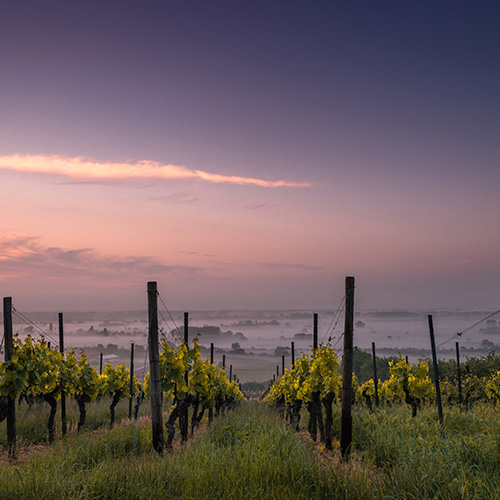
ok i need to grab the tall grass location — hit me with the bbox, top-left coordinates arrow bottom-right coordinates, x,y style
0,402 -> 375,499
336,402 -> 500,499
0,396 -> 151,446
1,401 -> 499,499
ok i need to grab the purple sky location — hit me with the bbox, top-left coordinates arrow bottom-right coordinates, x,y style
0,1 -> 499,312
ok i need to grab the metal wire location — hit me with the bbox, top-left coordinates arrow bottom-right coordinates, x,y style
11,306 -> 60,348
321,296 -> 345,344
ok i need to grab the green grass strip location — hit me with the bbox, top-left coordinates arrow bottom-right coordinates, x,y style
2,402 -> 500,499
0,401 -> 376,500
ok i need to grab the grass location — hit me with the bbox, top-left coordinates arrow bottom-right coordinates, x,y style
336,402 -> 500,499
0,402 -> 372,499
0,396 -> 150,447
1,400 -> 500,499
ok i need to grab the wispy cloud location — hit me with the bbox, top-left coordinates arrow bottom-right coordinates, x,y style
258,262 -> 323,272
0,154 -> 310,188
0,234 -> 201,283
150,191 -> 200,203
245,203 -> 279,210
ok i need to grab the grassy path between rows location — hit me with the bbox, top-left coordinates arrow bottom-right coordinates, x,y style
1,401 -> 500,499
0,401 -> 367,500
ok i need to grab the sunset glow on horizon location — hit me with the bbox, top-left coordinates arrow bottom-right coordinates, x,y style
1,2 -> 499,313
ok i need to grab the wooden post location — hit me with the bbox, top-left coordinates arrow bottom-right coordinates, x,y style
99,352 -> 103,374
456,342 -> 462,405
428,315 -> 443,425
229,364 -> 232,382
311,317 -> 318,442
184,312 -> 189,342
4,297 -> 16,458
291,341 -> 295,367
340,276 -> 355,458
181,312 -> 189,435
128,343 -> 135,419
313,313 -> 318,351
372,342 -> 379,407
222,354 -> 226,368
276,365 -> 279,377
147,281 -> 163,453
209,342 -> 214,423
405,355 -> 409,364
59,313 -> 67,437
183,312 -> 189,384
282,354 -> 285,376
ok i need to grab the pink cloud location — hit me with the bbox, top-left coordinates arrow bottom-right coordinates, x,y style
0,234 -> 201,284
0,154 -> 310,188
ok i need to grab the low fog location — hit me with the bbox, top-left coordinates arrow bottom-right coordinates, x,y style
7,309 -> 500,383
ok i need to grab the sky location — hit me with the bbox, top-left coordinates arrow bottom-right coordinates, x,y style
0,1 -> 499,313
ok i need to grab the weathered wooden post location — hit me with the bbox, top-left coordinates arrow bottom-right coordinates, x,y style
4,297 -> 16,458
456,342 -> 462,406
282,354 -> 285,376
59,313 -> 67,437
181,312 -> 189,437
184,313 -> 189,367
428,315 -> 443,425
313,313 -> 318,351
229,364 -> 233,382
222,354 -> 226,368
183,313 -> 189,380
147,281 -> 163,453
340,276 -> 355,458
99,352 -> 103,374
209,342 -> 214,424
291,341 -> 295,367
128,343 -> 135,419
276,365 -> 279,377
372,342 -> 379,407
310,313 -> 320,442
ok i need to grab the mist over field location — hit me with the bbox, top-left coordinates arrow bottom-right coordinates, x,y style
6,309 -> 499,383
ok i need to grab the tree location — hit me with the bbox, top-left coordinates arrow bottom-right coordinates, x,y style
230,342 -> 245,355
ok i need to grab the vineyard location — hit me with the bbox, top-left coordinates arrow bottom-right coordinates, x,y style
0,333 -> 244,449
2,281 -> 500,499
